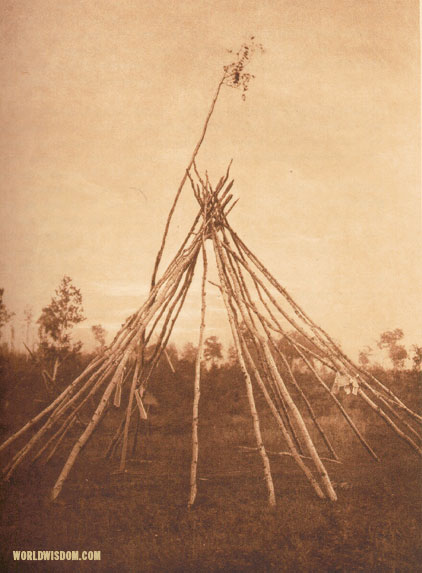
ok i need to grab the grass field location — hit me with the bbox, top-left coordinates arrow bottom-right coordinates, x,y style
0,356 -> 421,571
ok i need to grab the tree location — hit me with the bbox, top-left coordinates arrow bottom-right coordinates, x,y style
358,346 -> 373,368
165,342 -> 178,365
277,331 -> 316,368
181,342 -> 198,363
410,345 -> 422,373
0,288 -> 14,341
37,276 -> 86,392
377,328 -> 408,370
10,324 -> 15,353
91,324 -> 107,352
226,344 -> 238,366
23,306 -> 34,347
203,335 -> 223,366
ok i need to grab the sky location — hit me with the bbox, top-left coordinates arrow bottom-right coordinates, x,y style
0,0 -> 420,361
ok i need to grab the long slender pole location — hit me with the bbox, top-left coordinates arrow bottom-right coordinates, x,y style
50,349 -> 134,500
150,76 -> 225,288
219,232 -> 339,461
212,226 -> 276,506
119,344 -> 143,471
214,228 -> 337,500
228,223 -> 422,425
217,230 -> 379,460
188,242 -> 208,508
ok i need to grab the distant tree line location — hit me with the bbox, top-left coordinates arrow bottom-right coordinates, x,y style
0,276 -> 421,400
359,328 -> 422,373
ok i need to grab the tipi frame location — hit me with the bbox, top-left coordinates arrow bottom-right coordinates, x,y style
1,40 -> 420,505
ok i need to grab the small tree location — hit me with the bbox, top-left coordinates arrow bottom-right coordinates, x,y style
358,346 -> 373,368
226,344 -> 238,366
181,342 -> 198,363
91,324 -> 107,352
165,342 -> 178,364
203,335 -> 223,367
10,324 -> 15,353
377,328 -> 408,371
23,305 -> 34,348
0,288 -> 14,342
37,276 -> 86,392
277,331 -> 316,369
410,345 -> 422,373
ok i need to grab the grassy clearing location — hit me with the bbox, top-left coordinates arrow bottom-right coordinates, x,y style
0,358 -> 421,571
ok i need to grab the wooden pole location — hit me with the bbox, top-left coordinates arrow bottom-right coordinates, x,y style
4,238 -> 203,476
212,226 -> 276,506
228,223 -> 422,425
50,350 -> 134,500
219,233 -> 305,456
214,229 -> 337,501
237,327 -> 326,499
188,242 -> 208,508
48,244 -> 202,497
119,344 -> 143,471
215,237 -> 325,498
0,354 -> 106,454
217,230 -> 379,461
150,75 -> 225,288
358,389 -> 422,456
220,239 -> 339,461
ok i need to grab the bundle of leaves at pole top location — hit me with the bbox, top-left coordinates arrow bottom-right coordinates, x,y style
0,39 -> 420,507
223,37 -> 264,99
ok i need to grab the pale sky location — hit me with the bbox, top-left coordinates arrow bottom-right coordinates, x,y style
0,0 -> 420,360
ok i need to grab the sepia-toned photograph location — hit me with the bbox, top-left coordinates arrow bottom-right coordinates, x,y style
0,1 -> 420,570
